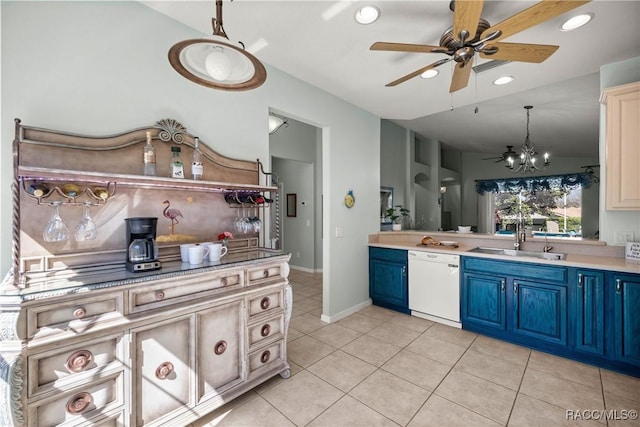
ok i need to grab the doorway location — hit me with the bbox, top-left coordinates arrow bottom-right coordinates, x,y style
269,112 -> 323,273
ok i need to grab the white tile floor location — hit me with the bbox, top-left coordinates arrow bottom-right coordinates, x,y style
192,270 -> 640,427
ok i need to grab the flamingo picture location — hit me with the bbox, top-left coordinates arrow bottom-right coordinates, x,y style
162,199 -> 183,235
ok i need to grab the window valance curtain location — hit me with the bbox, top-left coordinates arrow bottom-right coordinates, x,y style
475,172 -> 594,195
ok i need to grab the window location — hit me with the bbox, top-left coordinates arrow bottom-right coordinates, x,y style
494,187 -> 582,237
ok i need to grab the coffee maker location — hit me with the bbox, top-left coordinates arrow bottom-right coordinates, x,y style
125,217 -> 162,272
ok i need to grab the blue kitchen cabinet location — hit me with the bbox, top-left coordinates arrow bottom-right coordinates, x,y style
462,256 -> 568,349
369,247 -> 409,314
613,273 -> 640,369
512,279 -> 567,346
461,272 -> 507,331
574,269 -> 605,356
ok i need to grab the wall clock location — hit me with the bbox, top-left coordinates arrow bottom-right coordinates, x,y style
344,190 -> 355,208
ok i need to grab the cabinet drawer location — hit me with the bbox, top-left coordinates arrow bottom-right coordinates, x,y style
369,247 -> 408,263
28,333 -> 124,398
27,293 -> 124,339
248,340 -> 284,376
129,269 -> 243,313
28,370 -> 124,427
246,263 -> 283,286
463,257 -> 567,284
247,290 -> 283,319
248,314 -> 284,350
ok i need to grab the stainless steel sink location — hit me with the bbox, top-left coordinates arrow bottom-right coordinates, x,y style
469,247 -> 566,261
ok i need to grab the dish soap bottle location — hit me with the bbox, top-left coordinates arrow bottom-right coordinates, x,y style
143,131 -> 157,176
169,146 -> 184,178
191,137 -> 204,180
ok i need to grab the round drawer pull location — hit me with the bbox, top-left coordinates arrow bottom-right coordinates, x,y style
263,270 -> 270,278
66,350 -> 93,373
261,324 -> 271,337
221,277 -> 228,286
260,350 -> 271,364
72,308 -> 86,319
65,392 -> 93,414
155,291 -> 165,301
260,297 -> 271,310
214,340 -> 227,355
155,361 -> 174,379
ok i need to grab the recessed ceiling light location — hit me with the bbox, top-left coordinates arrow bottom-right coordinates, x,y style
493,76 -> 514,85
561,13 -> 593,31
355,6 -> 380,25
420,69 -> 439,79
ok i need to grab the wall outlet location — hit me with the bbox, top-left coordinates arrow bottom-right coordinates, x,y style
613,231 -> 635,244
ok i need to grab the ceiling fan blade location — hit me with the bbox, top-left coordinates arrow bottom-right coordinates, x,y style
450,58 -> 474,93
453,0 -> 484,43
480,0 -> 590,42
386,58 -> 452,87
371,41 -> 448,54
480,42 -> 559,63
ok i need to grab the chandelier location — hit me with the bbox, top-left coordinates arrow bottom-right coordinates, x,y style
507,106 -> 549,174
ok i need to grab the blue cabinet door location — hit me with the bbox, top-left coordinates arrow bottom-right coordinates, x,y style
575,269 -> 605,355
512,279 -> 568,346
369,248 -> 409,313
461,272 -> 507,331
614,274 -> 640,367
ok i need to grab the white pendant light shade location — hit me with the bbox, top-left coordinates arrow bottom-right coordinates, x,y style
168,1 -> 266,91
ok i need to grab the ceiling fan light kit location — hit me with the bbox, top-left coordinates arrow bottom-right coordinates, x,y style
370,0 -> 590,92
508,105 -> 550,174
168,0 -> 266,91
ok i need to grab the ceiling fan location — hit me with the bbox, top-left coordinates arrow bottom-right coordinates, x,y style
370,0 -> 590,92
483,145 -> 518,163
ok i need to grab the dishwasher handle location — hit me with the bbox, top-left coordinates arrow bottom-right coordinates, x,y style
448,264 -> 459,268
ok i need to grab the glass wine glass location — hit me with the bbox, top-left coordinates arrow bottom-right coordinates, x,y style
75,202 -> 98,241
43,202 -> 70,242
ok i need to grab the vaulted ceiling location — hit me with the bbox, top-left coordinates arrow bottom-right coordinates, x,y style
143,1 -> 640,158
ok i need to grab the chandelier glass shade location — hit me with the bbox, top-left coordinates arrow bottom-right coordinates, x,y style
268,115 -> 288,134
507,106 -> 549,174
168,0 -> 266,91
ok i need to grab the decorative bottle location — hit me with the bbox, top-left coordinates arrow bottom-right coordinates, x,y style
143,131 -> 157,176
191,137 -> 204,180
169,146 -> 184,178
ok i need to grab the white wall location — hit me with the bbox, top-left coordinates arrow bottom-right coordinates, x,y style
599,57 -> 640,246
1,2 -> 380,319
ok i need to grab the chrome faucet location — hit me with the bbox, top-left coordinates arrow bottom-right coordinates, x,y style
514,220 -> 526,250
543,233 -> 553,253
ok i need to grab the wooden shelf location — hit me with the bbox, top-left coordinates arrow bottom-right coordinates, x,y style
18,166 -> 278,193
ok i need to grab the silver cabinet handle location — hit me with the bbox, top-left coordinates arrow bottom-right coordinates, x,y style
402,265 -> 407,276
513,282 -> 518,295
616,279 -> 622,294
501,280 -> 505,293
578,273 -> 583,288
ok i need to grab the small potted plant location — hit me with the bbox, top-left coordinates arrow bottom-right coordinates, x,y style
385,205 -> 410,231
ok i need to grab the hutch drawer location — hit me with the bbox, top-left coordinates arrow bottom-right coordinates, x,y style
27,292 -> 124,339
128,268 -> 243,313
27,370 -> 124,427
27,333 -> 124,398
248,340 -> 284,377
246,263 -> 284,286
247,314 -> 284,350
247,289 -> 283,319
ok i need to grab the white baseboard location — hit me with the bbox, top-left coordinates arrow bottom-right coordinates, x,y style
320,299 -> 372,323
290,265 -> 323,274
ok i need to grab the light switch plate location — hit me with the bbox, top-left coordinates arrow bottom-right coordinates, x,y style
335,227 -> 344,238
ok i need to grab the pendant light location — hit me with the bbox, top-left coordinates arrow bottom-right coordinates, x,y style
507,106 -> 550,174
168,0 -> 266,91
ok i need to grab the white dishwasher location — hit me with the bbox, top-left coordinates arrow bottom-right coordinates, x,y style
408,250 -> 461,328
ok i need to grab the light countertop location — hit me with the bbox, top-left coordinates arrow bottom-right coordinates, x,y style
369,232 -> 640,275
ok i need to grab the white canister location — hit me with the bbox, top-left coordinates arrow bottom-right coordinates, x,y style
207,243 -> 228,262
188,245 -> 210,265
180,243 -> 196,263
